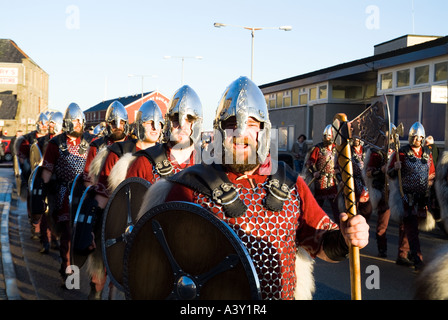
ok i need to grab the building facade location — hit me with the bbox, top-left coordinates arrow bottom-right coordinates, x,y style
0,39 -> 49,136
260,35 -> 448,153
84,90 -> 170,128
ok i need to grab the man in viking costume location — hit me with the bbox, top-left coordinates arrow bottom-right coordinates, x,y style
388,122 -> 435,271
40,103 -> 95,283
34,111 -> 64,254
82,101 -> 130,187
86,100 -> 164,299
364,124 -> 396,258
135,76 -> 369,300
125,85 -> 203,182
304,125 -> 341,223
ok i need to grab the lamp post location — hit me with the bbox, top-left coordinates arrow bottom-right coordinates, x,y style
163,55 -> 203,85
128,74 -> 157,105
214,23 -> 292,80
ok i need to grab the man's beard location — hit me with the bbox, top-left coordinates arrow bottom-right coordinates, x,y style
222,138 -> 260,174
323,139 -> 333,146
111,130 -> 126,141
70,130 -> 83,138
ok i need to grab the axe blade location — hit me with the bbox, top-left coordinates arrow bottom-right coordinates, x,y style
348,95 -> 391,153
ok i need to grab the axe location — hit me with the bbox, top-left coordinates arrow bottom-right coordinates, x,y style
391,123 -> 405,197
332,95 -> 390,300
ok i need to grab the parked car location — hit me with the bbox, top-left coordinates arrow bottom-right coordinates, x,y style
277,151 -> 300,173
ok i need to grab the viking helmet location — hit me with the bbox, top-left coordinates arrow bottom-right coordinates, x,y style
104,101 -> 129,136
163,85 -> 203,144
323,124 -> 334,141
408,121 -> 425,144
135,100 -> 164,141
36,112 -> 49,134
63,102 -> 85,133
49,111 -> 64,135
214,76 -> 271,163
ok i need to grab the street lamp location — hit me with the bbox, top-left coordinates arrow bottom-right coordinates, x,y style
214,23 -> 292,80
163,55 -> 203,85
128,74 -> 157,104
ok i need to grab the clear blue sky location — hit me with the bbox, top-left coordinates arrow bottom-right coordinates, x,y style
1,0 -> 447,130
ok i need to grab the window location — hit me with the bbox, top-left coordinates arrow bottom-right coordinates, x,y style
276,92 -> 283,108
396,69 -> 410,87
292,89 -> 299,106
434,61 -> 448,82
309,87 -> 317,100
278,127 -> 288,151
268,94 -> 276,109
283,91 -> 291,107
319,85 -> 327,99
380,72 -> 392,90
395,94 -> 419,141
332,85 -> 363,99
299,93 -> 308,105
414,65 -> 429,85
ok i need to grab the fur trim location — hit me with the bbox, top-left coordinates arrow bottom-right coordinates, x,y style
86,247 -> 105,280
294,247 -> 315,300
418,212 -> 436,231
88,147 -> 109,185
388,177 -> 404,223
107,153 -> 136,193
435,151 -> 448,231
136,179 -> 174,221
414,245 -> 448,299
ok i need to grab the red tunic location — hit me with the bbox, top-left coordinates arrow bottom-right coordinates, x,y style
164,167 -> 338,299
126,148 -> 195,183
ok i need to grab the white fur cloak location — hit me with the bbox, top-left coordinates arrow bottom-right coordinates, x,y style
435,150 -> 448,232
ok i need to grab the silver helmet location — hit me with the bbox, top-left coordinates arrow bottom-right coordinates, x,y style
214,76 -> 271,163
135,100 -> 164,141
408,121 -> 425,144
49,111 -> 64,135
105,101 -> 129,136
163,85 -> 203,144
323,124 -> 334,141
36,112 -> 49,134
63,102 -> 86,133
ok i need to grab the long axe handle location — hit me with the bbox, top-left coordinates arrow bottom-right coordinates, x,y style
395,148 -> 405,197
333,113 -> 362,300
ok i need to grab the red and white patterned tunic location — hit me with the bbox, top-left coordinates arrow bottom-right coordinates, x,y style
165,168 -> 339,300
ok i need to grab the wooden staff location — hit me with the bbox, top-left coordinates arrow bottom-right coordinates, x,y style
333,113 -> 362,300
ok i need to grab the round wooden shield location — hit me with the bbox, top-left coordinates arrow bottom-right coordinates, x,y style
29,142 -> 42,172
28,165 -> 45,222
71,185 -> 96,269
123,201 -> 261,300
69,173 -> 86,226
101,177 -> 151,291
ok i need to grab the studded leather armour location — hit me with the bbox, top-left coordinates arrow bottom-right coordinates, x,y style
194,180 -> 301,300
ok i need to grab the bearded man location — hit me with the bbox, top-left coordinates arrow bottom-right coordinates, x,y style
131,76 -> 370,300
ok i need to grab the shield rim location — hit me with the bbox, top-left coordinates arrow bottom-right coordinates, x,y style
70,185 -> 96,269
13,155 -> 22,196
101,176 -> 151,291
29,142 -> 43,172
69,173 -> 86,226
122,201 -> 261,300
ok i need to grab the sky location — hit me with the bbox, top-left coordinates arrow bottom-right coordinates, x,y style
1,0 -> 447,131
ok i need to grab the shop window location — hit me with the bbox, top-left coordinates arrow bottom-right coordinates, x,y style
309,87 -> 317,100
414,65 -> 429,85
380,72 -> 392,90
434,61 -> 448,82
319,85 -> 327,99
396,69 -> 410,87
394,94 -> 419,141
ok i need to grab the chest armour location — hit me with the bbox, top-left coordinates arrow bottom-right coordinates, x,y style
316,147 -> 336,189
401,154 -> 429,198
194,181 -> 301,300
54,143 -> 88,207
